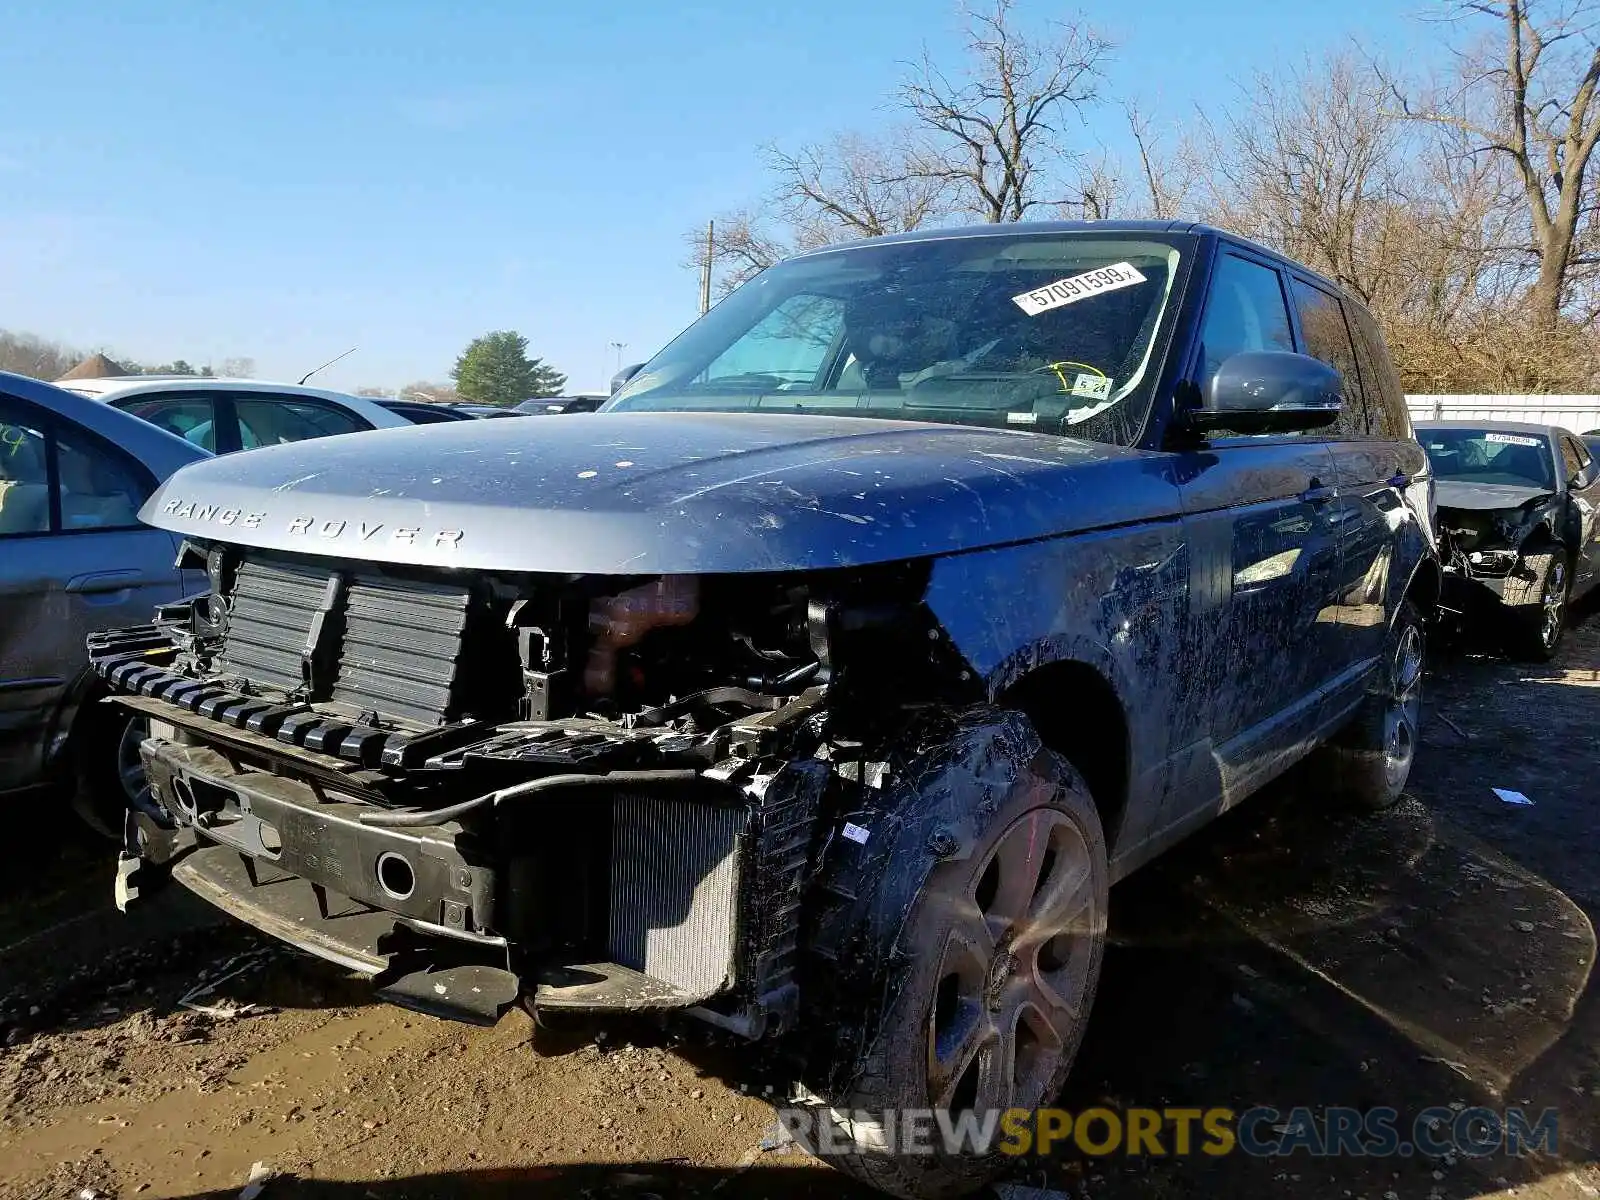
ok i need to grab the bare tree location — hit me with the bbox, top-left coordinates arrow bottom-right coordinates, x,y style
767,131 -> 952,245
1202,52 -> 1406,305
219,356 -> 256,378
687,134 -> 954,299
685,0 -> 1110,294
682,208 -> 793,300
1387,0 -> 1600,328
1195,47 -> 1597,391
0,329 -> 84,380
401,381 -> 460,405
1072,150 -> 1122,219
1071,103 -> 1199,220
900,0 -> 1111,221
1124,102 -> 1198,220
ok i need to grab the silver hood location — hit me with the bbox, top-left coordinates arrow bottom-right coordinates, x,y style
138,412 -> 1178,575
1434,479 -> 1555,513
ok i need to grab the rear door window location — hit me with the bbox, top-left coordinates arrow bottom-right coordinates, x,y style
0,403 -> 51,535
121,397 -> 219,452
1572,435 -> 1594,471
1560,434 -> 1586,482
1345,304 -> 1411,440
0,398 -> 154,535
1289,279 -> 1365,438
55,423 -> 153,530
235,397 -> 369,448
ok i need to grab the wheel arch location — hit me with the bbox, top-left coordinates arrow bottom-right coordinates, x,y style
799,705 -> 1108,1102
33,664 -> 101,780
1518,523 -> 1573,576
995,658 -> 1131,851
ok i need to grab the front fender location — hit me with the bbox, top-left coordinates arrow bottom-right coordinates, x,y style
919,525 -> 1191,858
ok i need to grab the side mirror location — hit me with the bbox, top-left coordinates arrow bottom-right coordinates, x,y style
1189,351 -> 1342,434
610,362 -> 645,396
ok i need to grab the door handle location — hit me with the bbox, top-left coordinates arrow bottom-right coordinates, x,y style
1299,483 -> 1336,505
64,569 -> 147,595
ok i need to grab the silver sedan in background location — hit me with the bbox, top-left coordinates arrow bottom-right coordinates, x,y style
0,371 -> 210,833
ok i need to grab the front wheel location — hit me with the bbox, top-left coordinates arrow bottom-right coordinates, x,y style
1309,599 -> 1425,812
1503,548 -> 1568,662
803,713 -> 1108,1199
71,699 -> 148,840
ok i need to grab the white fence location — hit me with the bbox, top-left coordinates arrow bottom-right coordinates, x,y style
1406,394 -> 1600,432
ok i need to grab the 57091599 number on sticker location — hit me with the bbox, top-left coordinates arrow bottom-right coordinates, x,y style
1013,262 -> 1147,317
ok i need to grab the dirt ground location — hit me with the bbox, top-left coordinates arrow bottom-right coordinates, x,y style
6,611 -> 1600,1200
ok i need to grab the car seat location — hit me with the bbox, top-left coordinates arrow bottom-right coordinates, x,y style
1494,443 -> 1549,486
0,433 -> 50,534
57,444 -> 139,529
140,407 -> 216,452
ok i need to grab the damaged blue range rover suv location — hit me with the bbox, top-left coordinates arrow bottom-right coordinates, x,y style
90,222 -> 1436,1198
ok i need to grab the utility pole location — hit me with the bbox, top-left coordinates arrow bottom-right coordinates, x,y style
609,341 -> 626,376
700,219 -> 714,315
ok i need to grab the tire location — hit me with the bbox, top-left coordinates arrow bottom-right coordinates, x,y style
70,697 -> 148,841
1308,599 -> 1425,812
803,711 -> 1108,1199
1502,547 -> 1568,662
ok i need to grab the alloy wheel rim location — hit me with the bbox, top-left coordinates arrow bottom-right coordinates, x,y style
1383,623 -> 1424,789
925,808 -> 1097,1114
117,717 -> 151,810
1542,561 -> 1567,649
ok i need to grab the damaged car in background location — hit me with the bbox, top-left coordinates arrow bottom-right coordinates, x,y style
89,222 -> 1435,1198
1417,421 -> 1600,660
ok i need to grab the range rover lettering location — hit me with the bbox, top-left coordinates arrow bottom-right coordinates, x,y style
90,222 -> 1436,1198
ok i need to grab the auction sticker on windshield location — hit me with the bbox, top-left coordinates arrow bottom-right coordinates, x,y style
1485,433 -> 1542,447
1013,262 -> 1147,316
1072,373 -> 1112,401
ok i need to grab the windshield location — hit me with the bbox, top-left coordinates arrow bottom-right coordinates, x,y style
1421,428 -> 1555,490
606,230 -> 1191,446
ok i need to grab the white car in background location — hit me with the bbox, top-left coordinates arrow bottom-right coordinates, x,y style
59,376 -> 410,453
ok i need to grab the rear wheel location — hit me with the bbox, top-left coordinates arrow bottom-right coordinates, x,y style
807,725 -> 1107,1199
1309,599 -> 1425,812
1503,548 -> 1568,662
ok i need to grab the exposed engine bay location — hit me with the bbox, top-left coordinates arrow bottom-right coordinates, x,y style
1436,505 -> 1542,582
89,540 -> 978,1031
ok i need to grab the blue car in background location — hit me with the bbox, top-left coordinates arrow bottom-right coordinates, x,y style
0,371 -> 209,832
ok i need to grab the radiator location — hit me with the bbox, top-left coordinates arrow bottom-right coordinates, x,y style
608,794 -> 743,997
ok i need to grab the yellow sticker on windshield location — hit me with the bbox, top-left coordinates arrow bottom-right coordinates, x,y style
1013,262 -> 1147,316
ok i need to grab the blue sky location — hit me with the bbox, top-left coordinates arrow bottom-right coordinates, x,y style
0,1 -> 1440,393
